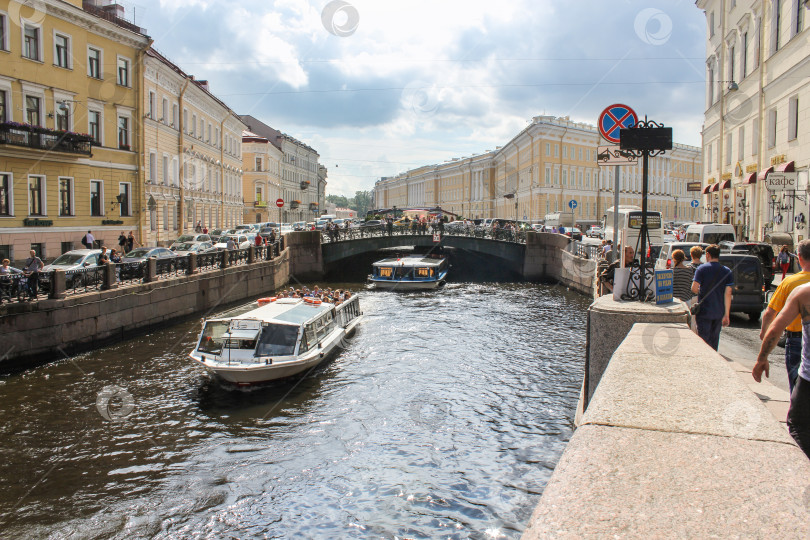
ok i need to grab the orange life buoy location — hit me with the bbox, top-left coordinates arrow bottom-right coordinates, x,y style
257,297 -> 277,306
304,297 -> 322,305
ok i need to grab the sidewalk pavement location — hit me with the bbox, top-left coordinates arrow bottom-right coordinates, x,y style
724,357 -> 791,430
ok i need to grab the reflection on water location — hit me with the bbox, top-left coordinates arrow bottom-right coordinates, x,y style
0,282 -> 588,539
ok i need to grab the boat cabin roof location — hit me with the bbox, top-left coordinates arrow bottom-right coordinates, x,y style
372,256 -> 444,268
210,298 -> 333,328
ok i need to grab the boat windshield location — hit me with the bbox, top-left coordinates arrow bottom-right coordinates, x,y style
255,324 -> 299,356
198,321 -> 229,353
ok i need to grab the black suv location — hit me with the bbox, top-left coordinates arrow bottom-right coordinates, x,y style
719,253 -> 766,321
718,241 -> 775,289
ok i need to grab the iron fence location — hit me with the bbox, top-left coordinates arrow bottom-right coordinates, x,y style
0,273 -> 41,303
155,256 -> 189,279
197,251 -> 221,272
64,266 -> 105,296
321,224 -> 529,244
116,261 -> 145,284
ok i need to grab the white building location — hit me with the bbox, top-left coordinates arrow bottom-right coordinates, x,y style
697,0 -> 809,241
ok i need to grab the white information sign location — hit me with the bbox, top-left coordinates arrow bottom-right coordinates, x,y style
766,172 -> 798,190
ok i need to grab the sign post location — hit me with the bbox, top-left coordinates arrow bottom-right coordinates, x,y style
620,117 -> 673,301
598,104 -> 639,265
568,199 -> 577,236
276,198 -> 284,226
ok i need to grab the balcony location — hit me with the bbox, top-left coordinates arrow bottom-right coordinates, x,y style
301,180 -> 310,190
290,200 -> 301,209
254,200 -> 267,208
309,202 -> 319,210
0,123 -> 93,156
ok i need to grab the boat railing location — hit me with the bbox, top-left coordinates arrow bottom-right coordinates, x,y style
334,295 -> 360,328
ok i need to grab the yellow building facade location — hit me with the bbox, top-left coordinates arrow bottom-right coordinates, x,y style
241,130 -> 282,225
374,116 -> 702,224
0,0 -> 151,262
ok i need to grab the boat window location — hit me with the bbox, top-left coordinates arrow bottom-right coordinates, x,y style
303,324 -> 317,350
254,324 -> 299,356
417,267 -> 430,278
299,329 -> 310,353
227,337 -> 258,350
379,267 -> 392,278
395,267 -> 411,279
198,321 -> 229,353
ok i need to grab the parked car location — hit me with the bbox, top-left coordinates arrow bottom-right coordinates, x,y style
172,241 -> 215,256
655,242 -> 709,270
208,229 -> 225,243
170,234 -> 211,250
292,221 -> 307,231
121,247 -> 177,263
40,249 -> 103,290
586,226 -> 603,238
213,234 -> 252,250
562,227 -> 583,241
360,219 -> 383,229
719,253 -> 766,321
279,225 -> 294,235
719,241 -> 776,289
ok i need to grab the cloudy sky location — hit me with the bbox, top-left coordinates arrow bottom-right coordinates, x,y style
128,0 -> 708,196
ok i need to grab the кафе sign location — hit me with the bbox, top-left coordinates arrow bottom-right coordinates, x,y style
766,172 -> 798,191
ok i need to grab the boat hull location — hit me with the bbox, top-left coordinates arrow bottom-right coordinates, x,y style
369,278 -> 445,290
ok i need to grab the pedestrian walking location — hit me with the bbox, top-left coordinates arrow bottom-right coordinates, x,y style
195,221 -> 203,233
760,239 -> 810,392
82,230 -> 95,249
688,246 -> 704,269
126,231 -> 139,253
690,244 -> 733,351
671,249 -> 696,303
118,231 -> 127,253
754,282 -> 810,459
777,245 -> 794,280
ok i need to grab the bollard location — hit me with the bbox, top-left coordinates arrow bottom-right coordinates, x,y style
187,253 -> 197,275
144,257 -> 157,283
102,262 -> 117,290
248,245 -> 256,264
49,270 -> 66,299
220,250 -> 229,269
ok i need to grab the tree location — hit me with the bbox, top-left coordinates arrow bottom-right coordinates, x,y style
352,191 -> 372,216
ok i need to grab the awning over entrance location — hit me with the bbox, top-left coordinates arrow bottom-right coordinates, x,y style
702,185 -> 712,194
711,183 -> 720,192
720,179 -> 732,189
775,161 -> 795,173
757,166 -> 774,182
741,172 -> 757,185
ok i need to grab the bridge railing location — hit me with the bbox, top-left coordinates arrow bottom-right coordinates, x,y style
321,224 -> 530,244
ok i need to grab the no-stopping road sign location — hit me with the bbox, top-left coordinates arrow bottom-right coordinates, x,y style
599,104 -> 638,144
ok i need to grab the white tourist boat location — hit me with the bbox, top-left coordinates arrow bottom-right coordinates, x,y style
189,295 -> 362,385
368,255 -> 448,290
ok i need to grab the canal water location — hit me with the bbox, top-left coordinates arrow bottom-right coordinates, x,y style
0,280 -> 589,539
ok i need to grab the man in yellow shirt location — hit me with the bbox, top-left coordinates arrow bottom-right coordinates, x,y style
760,239 -> 810,392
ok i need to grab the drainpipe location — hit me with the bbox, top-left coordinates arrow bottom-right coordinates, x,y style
754,1 -> 766,239
136,42 -> 152,247
177,78 -> 190,234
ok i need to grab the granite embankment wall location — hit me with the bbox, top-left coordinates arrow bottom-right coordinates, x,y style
523,232 -> 596,295
522,323 -> 810,539
0,249 -> 291,370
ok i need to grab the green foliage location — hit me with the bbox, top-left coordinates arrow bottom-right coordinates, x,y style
325,190 -> 373,216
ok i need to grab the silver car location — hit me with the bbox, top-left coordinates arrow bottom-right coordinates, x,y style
172,241 -> 215,256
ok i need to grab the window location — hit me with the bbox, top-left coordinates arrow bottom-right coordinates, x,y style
118,116 -> 129,149
725,134 -> 732,165
709,11 -> 715,37
25,95 -> 40,126
90,180 -> 103,216
742,32 -> 748,78
183,109 -> 188,133
54,33 -> 70,68
0,89 -> 7,122
162,98 -> 168,123
767,108 -> 777,148
163,155 -> 169,186
23,24 -> 40,61
789,96 -> 799,140
708,66 -> 715,105
562,146 -> 567,158
562,170 -> 567,186
163,205 -> 169,230
738,126 -> 745,160
61,241 -> 74,254
117,56 -> 130,87
59,177 -> 72,216
256,157 -> 262,171
554,144 -> 559,157
0,173 -> 11,216
28,175 -> 44,216
797,0 -> 805,36
752,117 -> 759,155
119,183 -> 131,217
707,144 -> 713,172
172,104 -> 178,127
149,152 -> 157,182
88,110 -> 101,144
773,0 -> 782,53
0,12 -> 8,51
148,91 -> 156,119
729,45 -> 735,82
191,114 -> 196,136
55,103 -> 69,131
88,47 -> 101,78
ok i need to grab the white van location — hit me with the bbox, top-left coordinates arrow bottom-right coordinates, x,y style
684,223 -> 736,245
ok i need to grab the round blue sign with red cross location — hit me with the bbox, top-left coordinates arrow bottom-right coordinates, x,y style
598,104 -> 638,144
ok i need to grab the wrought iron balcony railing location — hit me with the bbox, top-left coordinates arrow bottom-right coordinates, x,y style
0,123 -> 93,156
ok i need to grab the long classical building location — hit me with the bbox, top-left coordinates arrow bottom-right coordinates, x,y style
697,0 -> 809,242
374,116 -> 702,223
142,48 -> 245,245
0,0 -> 151,262
239,115 -> 325,224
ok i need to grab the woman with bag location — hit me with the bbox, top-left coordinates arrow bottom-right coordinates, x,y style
777,245 -> 794,280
